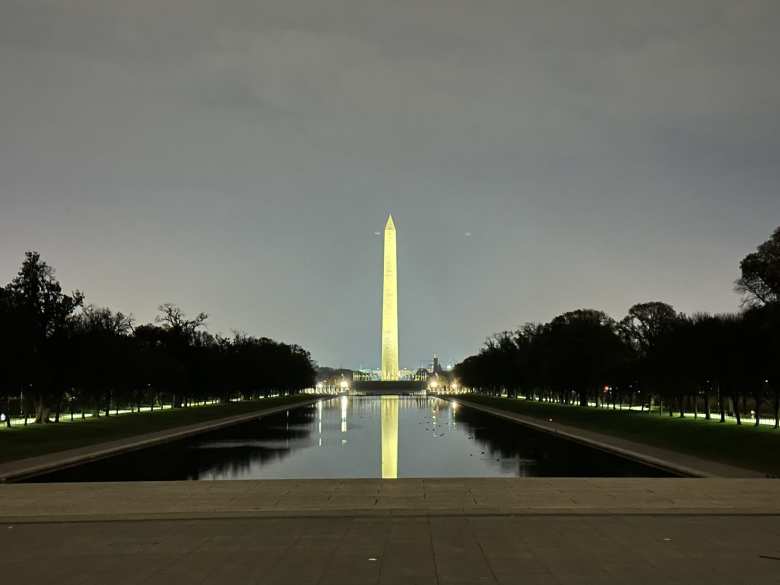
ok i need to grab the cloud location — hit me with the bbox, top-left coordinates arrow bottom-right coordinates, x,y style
1,0 -> 779,366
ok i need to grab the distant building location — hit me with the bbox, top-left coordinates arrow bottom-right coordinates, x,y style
354,369 -> 380,382
432,354 -> 445,375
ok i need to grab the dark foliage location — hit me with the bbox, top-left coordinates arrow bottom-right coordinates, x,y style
0,252 -> 316,423
737,226 -> 780,306
456,226 -> 780,427
456,305 -> 780,426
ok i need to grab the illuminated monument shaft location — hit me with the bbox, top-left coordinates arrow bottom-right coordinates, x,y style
381,215 -> 399,381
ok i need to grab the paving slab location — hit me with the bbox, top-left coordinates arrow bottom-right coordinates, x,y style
3,478 -> 780,522
5,515 -> 780,585
5,477 -> 780,584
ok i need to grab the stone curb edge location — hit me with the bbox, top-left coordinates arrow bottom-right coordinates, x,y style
0,398 -> 319,482
443,397 -> 748,478
6,507 -> 780,524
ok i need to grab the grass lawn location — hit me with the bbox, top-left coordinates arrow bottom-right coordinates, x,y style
0,394 -> 316,464
449,394 -> 780,476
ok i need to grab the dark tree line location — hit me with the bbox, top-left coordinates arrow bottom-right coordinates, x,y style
0,252 -> 316,425
455,226 -> 780,427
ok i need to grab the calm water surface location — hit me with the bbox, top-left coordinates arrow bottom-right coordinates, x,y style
31,396 -> 672,481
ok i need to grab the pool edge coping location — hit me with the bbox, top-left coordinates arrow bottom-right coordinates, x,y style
440,396 -> 764,478
0,397 -> 319,483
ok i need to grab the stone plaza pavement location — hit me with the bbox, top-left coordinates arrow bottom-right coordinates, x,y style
3,478 -> 780,584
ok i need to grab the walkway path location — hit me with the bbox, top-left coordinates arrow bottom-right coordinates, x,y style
0,398 -> 317,482
3,478 -> 780,584
449,397 -> 763,478
2,478 -> 780,522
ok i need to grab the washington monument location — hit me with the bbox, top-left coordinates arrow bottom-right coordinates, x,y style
381,214 -> 399,381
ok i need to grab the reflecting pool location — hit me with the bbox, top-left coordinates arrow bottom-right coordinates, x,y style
29,396 -> 673,481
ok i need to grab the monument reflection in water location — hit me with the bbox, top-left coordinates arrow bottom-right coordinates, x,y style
28,396 -> 673,482
381,396 -> 399,479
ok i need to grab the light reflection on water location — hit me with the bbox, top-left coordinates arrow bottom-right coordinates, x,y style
196,396 -> 512,479
194,395 -> 534,480
381,395 -> 398,479
28,396 -> 673,482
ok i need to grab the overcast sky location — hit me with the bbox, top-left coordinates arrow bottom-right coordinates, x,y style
1,0 -> 779,369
